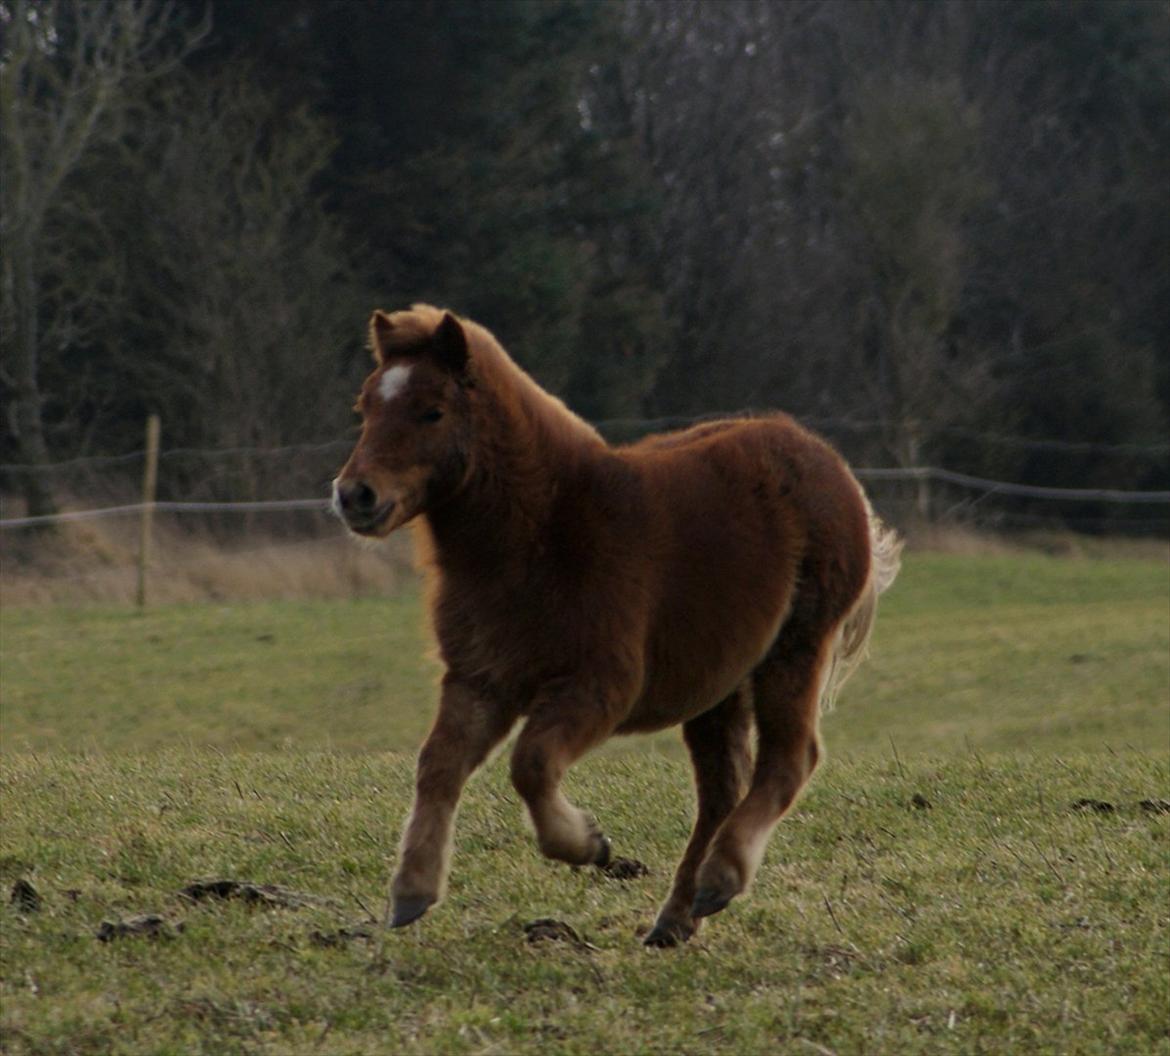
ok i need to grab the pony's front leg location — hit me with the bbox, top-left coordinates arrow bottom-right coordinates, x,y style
510,696 -> 622,868
390,678 -> 516,927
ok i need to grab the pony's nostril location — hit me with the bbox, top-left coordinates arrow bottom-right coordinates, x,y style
352,483 -> 377,513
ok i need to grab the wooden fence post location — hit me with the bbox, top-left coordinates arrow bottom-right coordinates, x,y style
907,431 -> 931,522
136,414 -> 161,609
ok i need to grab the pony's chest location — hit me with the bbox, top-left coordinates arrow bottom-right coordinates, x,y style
429,577 -> 572,694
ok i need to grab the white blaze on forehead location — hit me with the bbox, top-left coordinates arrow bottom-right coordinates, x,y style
377,364 -> 413,403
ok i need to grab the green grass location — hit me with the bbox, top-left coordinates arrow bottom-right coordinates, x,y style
826,553 -> 1170,758
1,553 -> 1168,1054
1,752 -> 1167,1055
2,553 -> 1167,757
0,594 -> 439,754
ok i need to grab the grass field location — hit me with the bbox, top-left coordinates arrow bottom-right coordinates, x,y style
3,553 -> 1168,758
1,552 -> 1168,1053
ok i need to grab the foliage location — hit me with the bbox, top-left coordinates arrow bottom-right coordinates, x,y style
314,0 -> 667,418
619,0 -> 1169,492
1,0 -> 1167,526
25,71 -> 367,500
0,0 -> 204,515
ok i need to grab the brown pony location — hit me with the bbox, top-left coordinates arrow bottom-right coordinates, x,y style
334,305 -> 900,946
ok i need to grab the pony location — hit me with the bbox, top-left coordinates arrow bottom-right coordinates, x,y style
333,304 -> 901,946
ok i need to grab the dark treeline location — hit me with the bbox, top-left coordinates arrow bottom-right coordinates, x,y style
2,0 -> 1168,527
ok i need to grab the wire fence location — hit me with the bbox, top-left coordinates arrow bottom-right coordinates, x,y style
6,415 -> 1169,476
2,467 -> 1169,532
2,414 -> 1168,537
2,417 -> 1165,607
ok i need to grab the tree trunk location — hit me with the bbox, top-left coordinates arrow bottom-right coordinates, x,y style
9,236 -> 59,521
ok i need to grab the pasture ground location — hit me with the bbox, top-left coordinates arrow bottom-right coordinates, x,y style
3,554 -> 1167,758
1,552 -> 1168,1054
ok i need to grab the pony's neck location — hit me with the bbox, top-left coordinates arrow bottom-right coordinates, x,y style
424,331 -> 605,564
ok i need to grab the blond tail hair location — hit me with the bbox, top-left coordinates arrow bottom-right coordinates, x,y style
819,503 -> 903,713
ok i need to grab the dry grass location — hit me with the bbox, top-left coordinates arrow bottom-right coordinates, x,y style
2,508 -> 1165,607
899,520 -> 1169,562
0,516 -> 414,605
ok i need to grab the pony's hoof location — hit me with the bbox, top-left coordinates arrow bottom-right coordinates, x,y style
691,887 -> 732,919
643,919 -> 694,947
390,895 -> 433,928
592,834 -> 612,868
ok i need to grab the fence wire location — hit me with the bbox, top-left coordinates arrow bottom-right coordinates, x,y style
2,416 -> 1168,536
6,421 -> 1169,475
1,468 -> 1167,532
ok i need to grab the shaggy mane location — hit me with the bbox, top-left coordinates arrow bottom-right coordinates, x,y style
388,303 -> 604,450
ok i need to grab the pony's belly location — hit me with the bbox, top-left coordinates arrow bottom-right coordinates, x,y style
621,662 -> 752,733
618,603 -> 789,733
615,686 -> 740,734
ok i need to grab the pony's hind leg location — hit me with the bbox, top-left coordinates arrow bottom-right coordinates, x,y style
644,687 -> 752,947
690,628 -> 831,921
510,698 -> 621,868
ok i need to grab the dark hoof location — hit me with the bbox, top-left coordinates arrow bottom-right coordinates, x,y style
643,919 -> 694,947
390,895 -> 433,928
691,887 -> 732,919
592,834 -> 612,868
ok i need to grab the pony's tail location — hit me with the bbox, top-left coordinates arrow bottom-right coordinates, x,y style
819,502 -> 903,713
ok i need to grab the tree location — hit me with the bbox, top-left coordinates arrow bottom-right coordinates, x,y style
0,0 -> 203,516
959,0 -> 1170,497
617,0 -> 1168,518
55,69 -> 368,503
4,0 -> 1164,536
617,0 -> 808,417
839,75 -> 992,481
259,0 -> 668,419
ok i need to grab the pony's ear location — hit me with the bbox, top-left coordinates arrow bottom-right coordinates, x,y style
369,310 -> 395,364
433,312 -> 468,376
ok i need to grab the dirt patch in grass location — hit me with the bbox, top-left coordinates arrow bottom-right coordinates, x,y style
523,918 -> 598,951
179,878 -> 339,910
308,923 -> 375,948
601,856 -> 650,880
10,878 -> 41,913
96,914 -> 182,942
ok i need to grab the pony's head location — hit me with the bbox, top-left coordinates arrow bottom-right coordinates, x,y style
333,306 -> 474,537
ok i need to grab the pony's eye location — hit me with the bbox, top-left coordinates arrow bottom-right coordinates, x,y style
419,408 -> 444,424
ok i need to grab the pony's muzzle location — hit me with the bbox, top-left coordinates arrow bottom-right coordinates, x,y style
333,478 -> 388,531
334,477 -> 377,516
